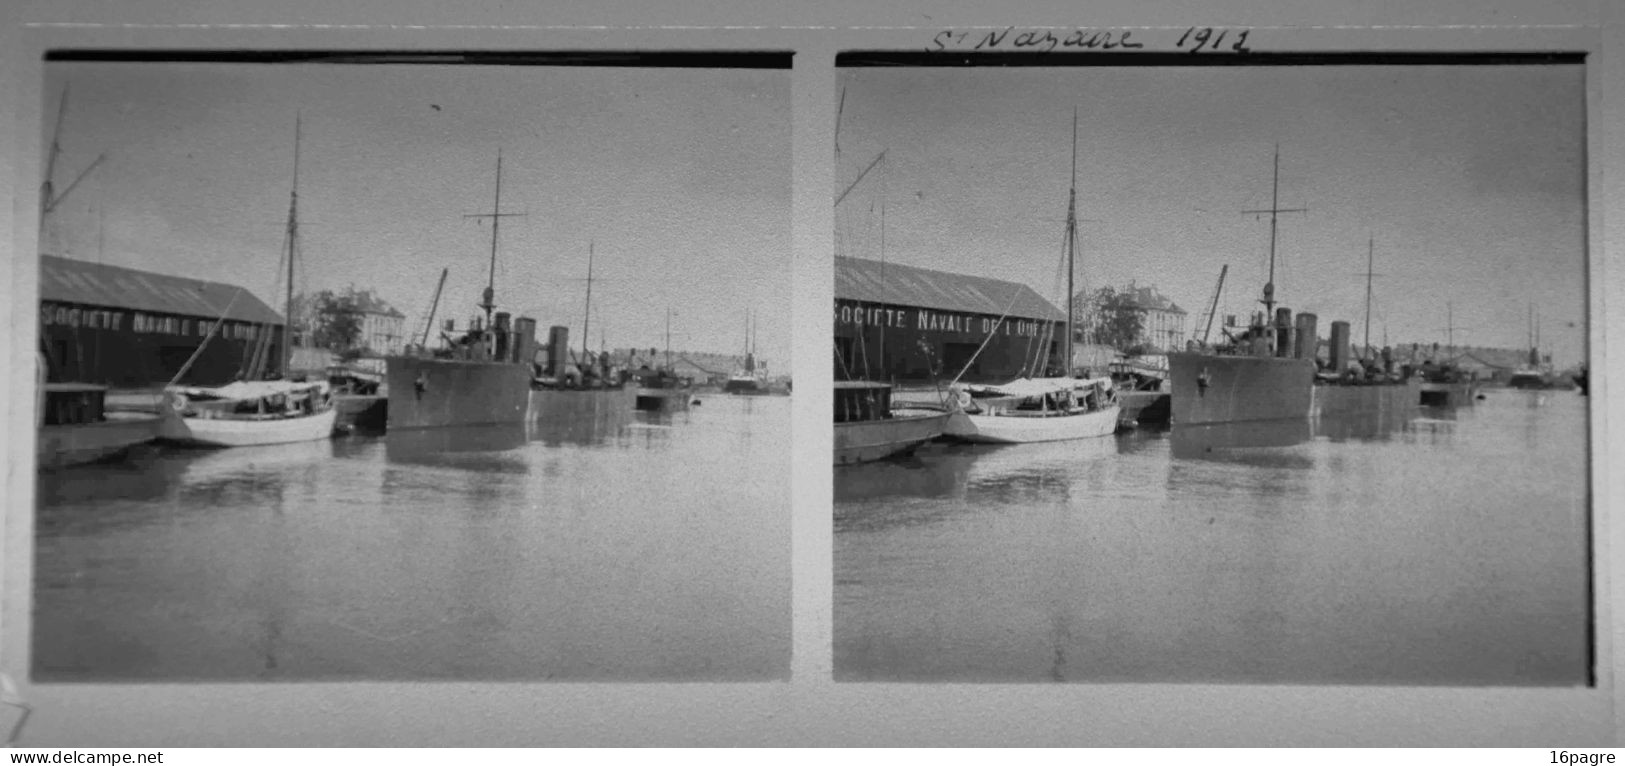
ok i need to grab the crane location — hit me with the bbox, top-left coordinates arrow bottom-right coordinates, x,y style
1200,264 -> 1229,345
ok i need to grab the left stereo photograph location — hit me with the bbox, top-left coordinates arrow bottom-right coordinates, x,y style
27,51 -> 792,682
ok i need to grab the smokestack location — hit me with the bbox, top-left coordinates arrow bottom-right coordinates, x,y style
548,325 -> 570,376
1274,307 -> 1294,358
1330,321 -> 1352,375
513,317 -> 537,367
1294,312 -> 1318,360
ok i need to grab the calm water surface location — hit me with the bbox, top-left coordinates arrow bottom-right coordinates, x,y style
834,390 -> 1591,685
35,394 -> 790,681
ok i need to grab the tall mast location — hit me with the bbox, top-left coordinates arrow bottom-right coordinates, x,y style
41,88 -> 67,223
1242,145 -> 1307,320
464,150 -> 524,332
581,242 -> 594,366
1360,235 -> 1377,359
1065,107 -> 1078,377
483,151 -> 503,328
665,307 -> 673,370
282,114 -> 301,378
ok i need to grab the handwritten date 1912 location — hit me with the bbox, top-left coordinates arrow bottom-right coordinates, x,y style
1175,27 -> 1252,53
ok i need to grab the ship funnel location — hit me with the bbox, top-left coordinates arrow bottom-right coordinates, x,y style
1330,321 -> 1352,375
1274,308 -> 1294,358
513,317 -> 538,366
547,325 -> 570,376
1294,312 -> 1318,360
493,312 -> 512,362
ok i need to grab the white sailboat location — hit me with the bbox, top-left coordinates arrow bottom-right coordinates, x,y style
158,116 -> 337,447
944,109 -> 1121,444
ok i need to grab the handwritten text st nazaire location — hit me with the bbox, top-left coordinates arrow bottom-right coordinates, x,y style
926,27 -> 1253,54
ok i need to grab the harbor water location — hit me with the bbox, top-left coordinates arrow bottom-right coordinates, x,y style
834,389 -> 1591,685
34,394 -> 790,681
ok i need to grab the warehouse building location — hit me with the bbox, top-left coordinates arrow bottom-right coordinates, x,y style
38,254 -> 286,388
835,255 -> 1067,385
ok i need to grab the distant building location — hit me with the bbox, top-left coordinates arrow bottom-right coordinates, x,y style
1074,280 -> 1189,352
835,256 -> 1066,384
350,290 -> 406,355
37,254 -> 285,387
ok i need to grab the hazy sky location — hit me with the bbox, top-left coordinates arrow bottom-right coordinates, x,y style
40,61 -> 789,363
836,64 -> 1587,366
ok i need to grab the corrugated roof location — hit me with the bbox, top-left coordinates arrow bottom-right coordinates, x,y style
835,256 -> 1064,322
39,254 -> 284,325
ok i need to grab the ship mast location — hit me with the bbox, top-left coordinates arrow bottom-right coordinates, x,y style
581,241 -> 594,369
1064,107 -> 1079,378
464,150 -> 524,332
1357,235 -> 1384,360
1242,145 -> 1307,323
280,114 -> 302,379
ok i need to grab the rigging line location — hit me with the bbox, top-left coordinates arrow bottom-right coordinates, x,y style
835,149 -> 886,209
950,286 -> 1024,387
172,288 -> 246,387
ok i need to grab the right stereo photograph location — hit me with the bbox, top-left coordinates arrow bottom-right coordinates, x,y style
830,53 -> 1592,686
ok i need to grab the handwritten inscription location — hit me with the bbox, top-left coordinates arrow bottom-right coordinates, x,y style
927,26 -> 1252,54
1175,27 -> 1252,53
929,27 -> 1142,53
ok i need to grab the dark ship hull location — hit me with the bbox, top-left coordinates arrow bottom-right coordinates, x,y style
385,355 -> 533,430
1166,352 -> 1316,426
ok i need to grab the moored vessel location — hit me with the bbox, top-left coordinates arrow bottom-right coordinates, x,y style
834,381 -> 950,464
1168,147 -> 1317,426
385,150 -> 542,430
37,380 -> 160,469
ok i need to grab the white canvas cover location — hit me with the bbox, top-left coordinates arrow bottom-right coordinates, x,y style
964,376 -> 1113,399
169,379 -> 332,401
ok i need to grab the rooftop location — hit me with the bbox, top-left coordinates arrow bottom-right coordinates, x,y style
835,256 -> 1065,322
40,254 -> 284,326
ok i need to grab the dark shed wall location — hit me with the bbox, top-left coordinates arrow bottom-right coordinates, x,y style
833,298 -> 1062,384
39,300 -> 283,387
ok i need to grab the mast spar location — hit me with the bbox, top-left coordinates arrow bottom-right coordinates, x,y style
582,242 -> 594,369
281,114 -> 301,379
1242,145 -> 1307,328
1357,235 -> 1384,360
464,150 -> 525,334
1065,107 -> 1078,378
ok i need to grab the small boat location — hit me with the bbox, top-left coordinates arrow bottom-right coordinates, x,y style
1508,365 -> 1551,390
944,376 -> 1120,444
37,381 -> 160,470
632,310 -> 696,412
154,118 -> 340,449
725,309 -> 771,395
834,381 -> 951,464
158,379 -> 338,447
1109,355 -> 1171,427
633,370 -> 693,412
939,110 -> 1121,445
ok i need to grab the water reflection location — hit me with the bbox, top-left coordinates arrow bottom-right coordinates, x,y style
833,446 -> 971,503
385,423 -> 529,471
35,444 -> 180,506
1169,419 -> 1313,467
35,395 -> 791,681
528,390 -> 637,447
835,388 -> 1590,685
837,438 -> 1119,504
